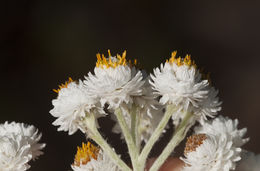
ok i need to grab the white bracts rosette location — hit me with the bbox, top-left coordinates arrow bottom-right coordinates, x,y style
150,52 -> 221,126
0,122 -> 45,171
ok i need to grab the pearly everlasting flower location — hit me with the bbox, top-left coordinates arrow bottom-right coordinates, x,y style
50,78 -> 104,135
194,115 -> 249,147
84,50 -> 145,109
181,134 -> 242,171
150,52 -> 221,125
0,122 -> 45,171
71,142 -> 121,171
194,87 -> 222,124
0,121 -> 45,160
0,135 -> 32,171
236,151 -> 260,171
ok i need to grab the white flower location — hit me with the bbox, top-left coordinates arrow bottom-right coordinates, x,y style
0,121 -> 45,160
194,115 -> 249,147
182,116 -> 249,171
194,87 -> 222,123
84,50 -> 145,109
236,151 -> 260,171
71,142 -> 121,171
0,135 -> 32,171
181,134 -> 242,171
150,52 -> 221,124
50,78 -> 104,135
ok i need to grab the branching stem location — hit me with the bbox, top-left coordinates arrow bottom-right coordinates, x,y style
138,104 -> 177,171
149,112 -> 193,171
115,108 -> 139,170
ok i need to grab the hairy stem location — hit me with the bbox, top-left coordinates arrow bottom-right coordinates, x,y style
131,106 -> 141,153
115,108 -> 139,170
130,106 -> 137,145
138,104 -> 177,171
83,113 -> 131,171
149,112 -> 193,171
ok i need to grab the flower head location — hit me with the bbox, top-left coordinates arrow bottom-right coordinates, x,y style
150,51 -> 221,124
50,78 -> 104,135
84,50 -> 145,109
182,116 -> 249,171
71,142 -> 120,171
0,122 -> 45,171
194,115 -> 249,147
181,134 -> 242,171
0,135 -> 31,171
73,142 -> 100,166
0,122 -> 45,160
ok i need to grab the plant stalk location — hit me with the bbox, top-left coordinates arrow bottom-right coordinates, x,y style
149,112 -> 193,171
138,104 -> 177,171
83,113 -> 131,171
115,107 -> 139,171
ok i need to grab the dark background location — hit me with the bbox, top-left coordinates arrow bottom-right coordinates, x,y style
1,0 -> 260,170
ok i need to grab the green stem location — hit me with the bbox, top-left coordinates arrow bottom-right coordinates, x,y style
91,129 -> 132,171
83,113 -> 131,171
115,108 -> 138,170
131,106 -> 141,153
149,112 -> 193,171
135,109 -> 141,153
138,104 -> 177,171
130,106 -> 137,145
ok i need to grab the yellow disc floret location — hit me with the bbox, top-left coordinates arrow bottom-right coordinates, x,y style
96,50 -> 137,68
73,142 -> 100,166
166,51 -> 196,68
53,77 -> 73,93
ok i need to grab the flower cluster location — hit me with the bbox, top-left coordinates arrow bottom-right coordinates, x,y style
0,122 -> 45,171
48,50 -> 255,171
1,50 -> 256,171
50,50 -> 158,144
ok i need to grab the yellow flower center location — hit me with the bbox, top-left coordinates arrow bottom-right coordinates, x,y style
96,50 -> 137,68
53,77 -> 73,93
184,134 -> 207,155
73,142 -> 100,166
166,51 -> 197,67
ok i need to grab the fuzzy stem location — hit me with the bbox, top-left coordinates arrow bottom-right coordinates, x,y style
131,106 -> 141,153
138,104 -> 177,171
149,112 -> 193,171
90,128 -> 132,171
115,108 -> 139,170
83,113 -> 131,171
135,109 -> 141,153
130,106 -> 137,145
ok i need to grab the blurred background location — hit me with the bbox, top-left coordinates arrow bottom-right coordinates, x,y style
1,0 -> 260,170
